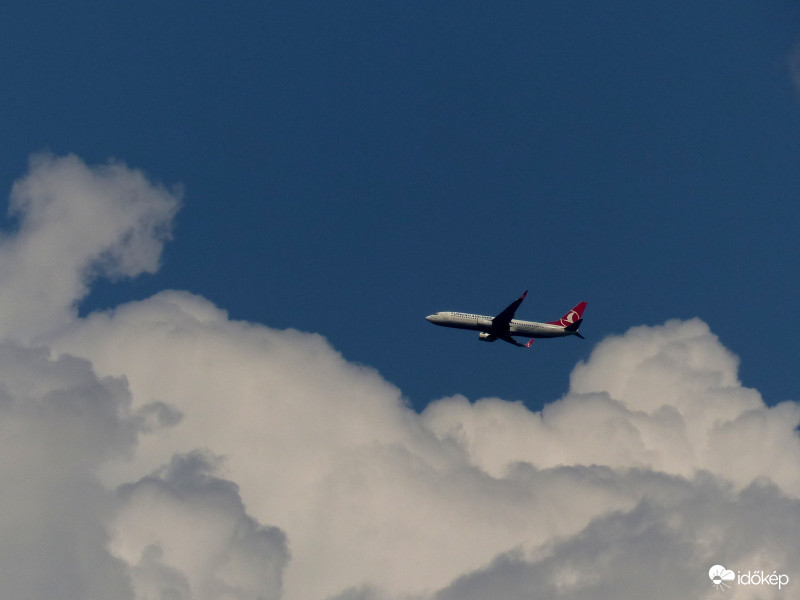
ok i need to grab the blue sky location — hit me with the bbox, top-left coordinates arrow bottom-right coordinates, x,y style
4,5 -> 800,599
3,2 -> 799,410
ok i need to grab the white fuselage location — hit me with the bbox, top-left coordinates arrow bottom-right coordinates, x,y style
425,312 -> 571,339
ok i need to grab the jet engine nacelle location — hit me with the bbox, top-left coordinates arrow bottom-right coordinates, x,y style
478,332 -> 496,342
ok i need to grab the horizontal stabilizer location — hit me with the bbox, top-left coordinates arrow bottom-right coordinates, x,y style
564,318 -> 585,339
564,319 -> 582,332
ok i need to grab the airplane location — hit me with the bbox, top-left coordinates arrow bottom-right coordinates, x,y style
425,291 -> 587,347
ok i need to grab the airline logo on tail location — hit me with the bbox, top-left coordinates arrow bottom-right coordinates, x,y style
548,301 -> 588,327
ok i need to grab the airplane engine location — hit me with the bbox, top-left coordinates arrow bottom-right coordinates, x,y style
478,332 -> 496,342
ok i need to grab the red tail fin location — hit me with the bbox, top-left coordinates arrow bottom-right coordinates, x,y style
548,302 -> 587,327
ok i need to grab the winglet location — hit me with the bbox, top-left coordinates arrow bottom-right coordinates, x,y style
493,291 -> 530,329
525,338 -> 534,348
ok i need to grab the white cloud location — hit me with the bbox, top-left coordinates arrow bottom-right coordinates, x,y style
422,320 -> 800,491
0,156 -> 281,600
113,451 -> 288,600
433,474 -> 800,600
0,153 -> 798,600
48,294 -> 800,600
0,153 -> 180,341
0,342 -> 135,600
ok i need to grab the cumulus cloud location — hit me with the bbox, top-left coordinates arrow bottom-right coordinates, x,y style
113,451 -> 288,600
0,156 -> 282,600
423,320 -> 800,491
0,153 -> 798,600
0,342 -> 135,600
434,475 -> 800,600
0,153 -> 180,341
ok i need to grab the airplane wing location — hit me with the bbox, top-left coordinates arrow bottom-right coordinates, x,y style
492,290 -> 528,331
498,334 -> 534,348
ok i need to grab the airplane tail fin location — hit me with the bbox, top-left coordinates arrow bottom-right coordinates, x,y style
548,302 -> 587,329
